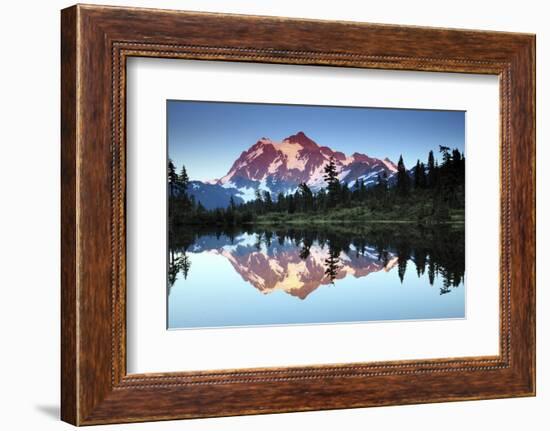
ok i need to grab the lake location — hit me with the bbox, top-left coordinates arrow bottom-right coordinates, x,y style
167,224 -> 465,329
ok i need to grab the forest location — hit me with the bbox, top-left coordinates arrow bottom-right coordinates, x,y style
168,145 -> 465,228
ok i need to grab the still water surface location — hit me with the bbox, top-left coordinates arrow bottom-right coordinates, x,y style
168,225 -> 465,329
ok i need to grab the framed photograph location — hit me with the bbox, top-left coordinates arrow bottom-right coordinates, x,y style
61,4 -> 536,425
164,102 -> 467,330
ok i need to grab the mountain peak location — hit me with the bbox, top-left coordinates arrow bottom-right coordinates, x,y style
282,131 -> 318,150
257,137 -> 273,145
211,134 -> 400,201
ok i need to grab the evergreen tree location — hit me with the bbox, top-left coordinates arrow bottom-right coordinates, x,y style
451,149 -> 465,188
298,182 -> 314,212
287,194 -> 296,214
398,257 -> 407,283
359,179 -> 367,202
439,145 -> 451,165
324,246 -> 340,283
323,157 -> 340,206
167,159 -> 178,195
263,191 -> 273,212
427,150 -> 436,188
353,178 -> 361,201
224,202 -> 235,225
316,188 -> 327,212
375,172 -> 388,207
414,248 -> 427,276
276,192 -> 286,212
341,183 -> 351,207
413,159 -> 427,189
353,178 -> 361,193
293,189 -> 302,212
377,172 -> 388,192
254,189 -> 263,214
428,259 -> 436,285
177,165 -> 189,192
396,155 -> 410,196
419,162 -> 427,188
181,252 -> 191,280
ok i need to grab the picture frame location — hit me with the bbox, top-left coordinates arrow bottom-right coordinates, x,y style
61,4 -> 535,425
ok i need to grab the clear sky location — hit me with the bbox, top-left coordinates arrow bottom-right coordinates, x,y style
167,100 -> 465,182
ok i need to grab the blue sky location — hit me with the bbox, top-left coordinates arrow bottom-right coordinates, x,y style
167,100 -> 465,182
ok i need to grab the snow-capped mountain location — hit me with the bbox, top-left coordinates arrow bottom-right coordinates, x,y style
187,132 -> 398,208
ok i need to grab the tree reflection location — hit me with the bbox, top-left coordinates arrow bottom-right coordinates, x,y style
324,247 -> 341,283
168,223 -> 465,294
167,249 -> 190,294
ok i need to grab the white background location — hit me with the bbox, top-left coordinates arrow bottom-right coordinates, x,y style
0,0 -> 547,430
127,59 -> 500,373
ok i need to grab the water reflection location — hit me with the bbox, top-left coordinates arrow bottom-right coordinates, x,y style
168,224 -> 464,299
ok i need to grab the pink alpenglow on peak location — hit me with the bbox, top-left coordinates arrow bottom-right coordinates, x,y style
214,132 -> 398,201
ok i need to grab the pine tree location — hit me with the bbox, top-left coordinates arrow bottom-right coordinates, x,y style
376,174 -> 382,191
451,148 -> 464,188
359,179 -> 367,201
397,242 -> 410,283
299,182 -> 314,212
323,157 -> 340,206
353,178 -> 361,193
276,192 -> 286,212
254,189 -> 263,214
428,259 -> 436,286
167,159 -> 178,195
376,172 -> 387,192
293,190 -> 302,212
396,155 -> 410,196
419,162 -> 427,188
439,145 -> 451,166
263,191 -> 273,212
316,188 -> 327,212
287,194 -> 296,214
177,165 -> 189,192
353,178 -> 361,201
413,159 -> 426,189
427,150 -> 436,188
341,183 -> 351,207
398,257 -> 407,283
324,247 -> 340,283
181,252 -> 191,280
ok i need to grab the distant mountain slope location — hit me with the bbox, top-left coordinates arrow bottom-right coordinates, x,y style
185,181 -> 243,210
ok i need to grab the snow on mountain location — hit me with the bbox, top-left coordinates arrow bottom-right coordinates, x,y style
209,131 -> 398,202
382,157 -> 398,172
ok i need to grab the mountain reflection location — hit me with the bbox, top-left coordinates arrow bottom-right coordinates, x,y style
168,224 -> 464,298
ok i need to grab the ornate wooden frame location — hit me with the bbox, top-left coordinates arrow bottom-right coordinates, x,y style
61,4 -> 535,425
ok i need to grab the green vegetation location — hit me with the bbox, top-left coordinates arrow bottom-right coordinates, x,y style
168,146 -> 465,228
